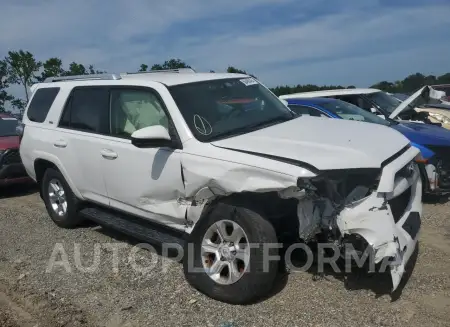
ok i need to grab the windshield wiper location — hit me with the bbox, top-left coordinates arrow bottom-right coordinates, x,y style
206,115 -> 292,142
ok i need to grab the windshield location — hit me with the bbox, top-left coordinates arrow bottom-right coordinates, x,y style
365,91 -> 402,114
0,117 -> 19,137
320,100 -> 390,126
169,78 -> 294,141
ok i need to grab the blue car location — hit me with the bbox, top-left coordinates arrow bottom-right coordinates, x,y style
285,97 -> 450,195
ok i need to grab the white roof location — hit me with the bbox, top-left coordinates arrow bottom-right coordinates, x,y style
119,72 -> 248,86
279,88 -> 381,99
38,72 -> 250,89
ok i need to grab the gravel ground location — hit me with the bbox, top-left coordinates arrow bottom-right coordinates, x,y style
0,185 -> 449,327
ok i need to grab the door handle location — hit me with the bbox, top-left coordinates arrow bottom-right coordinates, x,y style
54,140 -> 67,148
100,149 -> 118,160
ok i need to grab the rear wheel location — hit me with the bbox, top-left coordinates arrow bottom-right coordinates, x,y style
183,201 -> 279,304
41,168 -> 83,228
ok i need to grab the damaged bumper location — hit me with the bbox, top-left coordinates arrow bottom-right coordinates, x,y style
337,146 -> 422,291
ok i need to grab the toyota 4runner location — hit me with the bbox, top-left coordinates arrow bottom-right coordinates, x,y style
20,70 -> 422,304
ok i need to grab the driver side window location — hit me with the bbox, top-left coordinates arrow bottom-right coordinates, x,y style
110,89 -> 169,138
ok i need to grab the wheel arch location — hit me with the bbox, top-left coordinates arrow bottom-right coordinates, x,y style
33,155 -> 83,199
192,191 -> 299,243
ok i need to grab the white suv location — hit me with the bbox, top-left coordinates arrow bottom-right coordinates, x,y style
20,70 -> 422,304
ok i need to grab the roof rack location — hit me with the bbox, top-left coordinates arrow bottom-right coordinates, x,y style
43,73 -> 122,83
122,68 -> 196,75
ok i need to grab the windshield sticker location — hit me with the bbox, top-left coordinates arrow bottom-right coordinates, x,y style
239,78 -> 258,86
193,114 -> 212,136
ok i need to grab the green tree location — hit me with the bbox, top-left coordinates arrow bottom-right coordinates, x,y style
10,98 -> 27,116
0,60 -> 13,113
436,73 -> 450,85
226,66 -> 257,79
226,66 -> 247,74
88,64 -> 105,75
370,81 -> 396,93
151,59 -> 191,70
4,50 -> 42,102
36,57 -> 65,82
64,62 -> 88,75
138,64 -> 148,72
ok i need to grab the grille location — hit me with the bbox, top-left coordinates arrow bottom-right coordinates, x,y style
388,186 -> 411,223
2,149 -> 22,165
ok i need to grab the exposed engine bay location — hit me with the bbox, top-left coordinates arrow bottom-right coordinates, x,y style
276,158 -> 421,291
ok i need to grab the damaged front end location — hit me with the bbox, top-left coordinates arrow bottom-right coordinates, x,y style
180,144 -> 421,292
292,145 -> 422,291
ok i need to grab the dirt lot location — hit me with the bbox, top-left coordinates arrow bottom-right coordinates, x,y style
1,186 -> 450,327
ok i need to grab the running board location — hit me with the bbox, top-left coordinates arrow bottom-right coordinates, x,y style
79,207 -> 186,247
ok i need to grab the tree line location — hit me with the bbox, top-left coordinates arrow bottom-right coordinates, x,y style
1,49 -> 449,115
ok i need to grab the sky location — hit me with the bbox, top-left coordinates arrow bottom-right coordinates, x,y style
1,0 -> 450,101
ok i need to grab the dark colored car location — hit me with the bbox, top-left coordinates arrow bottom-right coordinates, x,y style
0,114 -> 32,186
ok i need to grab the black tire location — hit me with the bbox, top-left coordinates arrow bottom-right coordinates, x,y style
41,168 -> 83,228
183,201 -> 279,304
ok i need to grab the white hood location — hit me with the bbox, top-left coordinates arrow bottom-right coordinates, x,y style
211,116 -> 410,171
389,86 -> 446,119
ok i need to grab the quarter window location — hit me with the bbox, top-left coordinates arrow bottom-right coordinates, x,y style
27,87 -> 60,122
109,89 -> 169,138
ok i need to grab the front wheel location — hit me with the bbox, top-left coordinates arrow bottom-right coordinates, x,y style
183,201 -> 279,304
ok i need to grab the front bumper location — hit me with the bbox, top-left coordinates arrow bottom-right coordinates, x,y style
337,146 -> 422,291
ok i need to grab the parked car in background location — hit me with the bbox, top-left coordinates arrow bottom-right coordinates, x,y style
0,114 -> 32,186
431,84 -> 450,103
283,97 -> 450,195
280,87 -> 447,128
20,71 -> 421,303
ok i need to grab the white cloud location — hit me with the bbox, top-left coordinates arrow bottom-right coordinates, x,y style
178,4 -> 450,72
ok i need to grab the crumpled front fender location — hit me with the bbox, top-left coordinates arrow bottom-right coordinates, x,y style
336,164 -> 422,291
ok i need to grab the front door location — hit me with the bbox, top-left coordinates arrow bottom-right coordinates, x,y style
101,87 -> 186,229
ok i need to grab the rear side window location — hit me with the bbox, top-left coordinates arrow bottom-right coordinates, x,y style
27,87 -> 60,122
59,87 -> 109,134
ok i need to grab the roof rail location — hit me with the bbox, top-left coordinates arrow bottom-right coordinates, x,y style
43,73 -> 122,83
122,68 -> 196,75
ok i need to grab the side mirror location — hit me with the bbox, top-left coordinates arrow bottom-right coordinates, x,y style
130,125 -> 173,148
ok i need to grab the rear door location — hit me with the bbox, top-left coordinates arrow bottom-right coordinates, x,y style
55,86 -> 111,205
